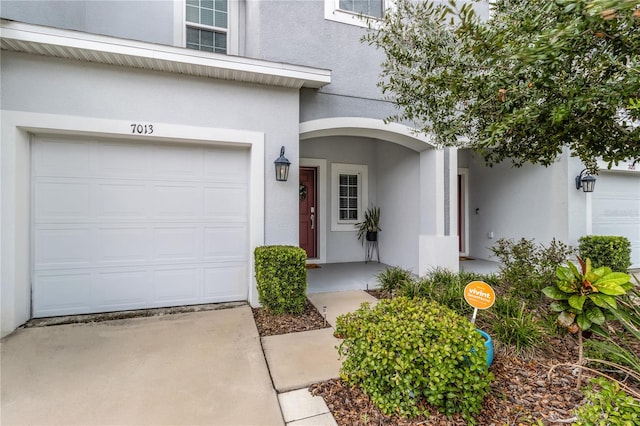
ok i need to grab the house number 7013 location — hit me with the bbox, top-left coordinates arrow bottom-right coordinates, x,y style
130,124 -> 154,135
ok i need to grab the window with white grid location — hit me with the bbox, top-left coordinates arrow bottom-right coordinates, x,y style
325,0 -> 391,27
331,163 -> 368,231
186,0 -> 227,53
339,174 -> 359,221
338,0 -> 384,18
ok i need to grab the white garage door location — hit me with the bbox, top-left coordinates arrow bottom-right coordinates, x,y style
32,136 -> 250,317
592,172 -> 640,269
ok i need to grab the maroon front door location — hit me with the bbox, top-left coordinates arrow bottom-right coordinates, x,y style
299,167 -> 317,258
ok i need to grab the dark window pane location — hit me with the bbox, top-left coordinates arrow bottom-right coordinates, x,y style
201,8 -> 214,26
186,6 -> 199,23
215,0 -> 227,12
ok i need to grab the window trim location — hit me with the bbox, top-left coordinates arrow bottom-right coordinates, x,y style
331,163 -> 368,231
324,0 -> 392,28
176,0 -> 239,55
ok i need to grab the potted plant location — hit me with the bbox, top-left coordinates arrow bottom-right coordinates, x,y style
355,206 -> 381,245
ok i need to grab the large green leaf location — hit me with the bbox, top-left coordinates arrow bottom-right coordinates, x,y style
567,261 -> 581,279
593,281 -> 626,296
542,286 -> 570,300
568,295 -> 586,311
576,313 -> 591,331
621,282 -> 634,291
586,266 -> 609,281
595,272 -> 631,287
584,306 -> 605,325
557,279 -> 576,294
556,266 -> 574,282
549,301 -> 569,312
589,293 -> 617,310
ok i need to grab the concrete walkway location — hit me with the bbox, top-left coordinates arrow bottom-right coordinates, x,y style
1,290 -> 380,426
264,290 -> 378,426
1,307 -> 283,426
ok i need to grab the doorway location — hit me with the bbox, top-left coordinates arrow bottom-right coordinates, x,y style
299,167 -> 318,259
458,169 -> 469,256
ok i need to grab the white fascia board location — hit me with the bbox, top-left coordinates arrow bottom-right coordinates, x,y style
0,20 -> 331,89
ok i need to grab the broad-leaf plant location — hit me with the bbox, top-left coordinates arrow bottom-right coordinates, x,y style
543,257 -> 632,387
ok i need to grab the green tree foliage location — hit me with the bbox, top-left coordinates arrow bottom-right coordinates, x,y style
366,0 -> 640,170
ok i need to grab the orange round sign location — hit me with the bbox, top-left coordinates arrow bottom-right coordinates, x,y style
464,281 -> 495,310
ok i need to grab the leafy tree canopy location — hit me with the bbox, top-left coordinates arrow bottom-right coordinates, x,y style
366,0 -> 640,169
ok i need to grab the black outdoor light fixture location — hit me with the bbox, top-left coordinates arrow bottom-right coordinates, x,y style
575,168 -> 597,193
274,146 -> 291,182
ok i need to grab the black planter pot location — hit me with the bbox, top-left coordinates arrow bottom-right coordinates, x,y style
366,231 -> 378,242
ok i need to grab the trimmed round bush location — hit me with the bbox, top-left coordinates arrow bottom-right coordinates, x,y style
335,297 -> 493,421
254,245 -> 306,314
579,235 -> 632,272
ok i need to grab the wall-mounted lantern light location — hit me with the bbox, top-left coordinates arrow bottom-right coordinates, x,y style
575,169 -> 597,193
274,146 -> 290,182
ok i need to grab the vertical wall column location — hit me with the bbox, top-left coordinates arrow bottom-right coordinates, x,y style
418,148 -> 459,275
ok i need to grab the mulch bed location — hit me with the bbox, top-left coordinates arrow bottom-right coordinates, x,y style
310,342 -> 586,426
251,298 -> 330,336
251,295 -> 638,425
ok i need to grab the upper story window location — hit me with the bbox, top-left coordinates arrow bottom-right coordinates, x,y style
338,0 -> 383,18
325,0 -> 390,27
186,0 -> 228,53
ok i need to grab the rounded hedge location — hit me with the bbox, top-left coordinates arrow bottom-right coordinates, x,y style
254,245 -> 306,314
335,297 -> 493,421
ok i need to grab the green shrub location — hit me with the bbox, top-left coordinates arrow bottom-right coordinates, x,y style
573,378 -> 640,425
376,266 -> 413,296
491,238 -> 575,300
254,245 -> 307,314
579,235 -> 632,272
335,297 -> 493,421
492,300 -> 543,353
400,268 -> 494,317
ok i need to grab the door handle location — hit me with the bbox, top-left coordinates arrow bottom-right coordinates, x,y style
310,213 -> 315,230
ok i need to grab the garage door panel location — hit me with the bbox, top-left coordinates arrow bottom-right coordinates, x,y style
204,264 -> 247,301
97,227 -> 150,263
204,149 -> 249,182
34,272 -> 93,316
35,182 -> 90,220
593,172 -> 640,268
35,228 -> 91,267
204,186 -> 248,219
33,137 -> 250,317
96,183 -> 148,218
98,143 -> 151,177
153,145 -> 202,178
204,226 -> 247,260
153,185 -> 202,217
153,268 -> 201,302
94,269 -> 152,309
154,227 -> 201,260
34,139 -> 91,176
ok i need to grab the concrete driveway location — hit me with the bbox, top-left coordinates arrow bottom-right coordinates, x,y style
1,307 -> 284,426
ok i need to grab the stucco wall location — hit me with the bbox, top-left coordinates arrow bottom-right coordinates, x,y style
300,137 -> 421,270
1,51 -> 301,335
460,150 -> 572,260
1,1 -> 175,45
375,142 -> 421,272
244,0 -> 394,122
